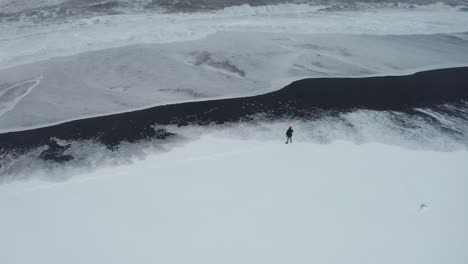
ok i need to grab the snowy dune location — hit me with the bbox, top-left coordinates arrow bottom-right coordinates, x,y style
1,32 -> 468,132
1,136 -> 468,264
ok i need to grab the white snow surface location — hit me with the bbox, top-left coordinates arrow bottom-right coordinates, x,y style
1,135 -> 468,264
1,31 -> 468,132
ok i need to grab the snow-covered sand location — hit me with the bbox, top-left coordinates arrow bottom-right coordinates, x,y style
1,135 -> 467,264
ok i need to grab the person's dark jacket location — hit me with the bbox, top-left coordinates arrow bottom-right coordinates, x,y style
286,128 -> 293,137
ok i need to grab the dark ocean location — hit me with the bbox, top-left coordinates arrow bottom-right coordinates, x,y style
1,0 -> 467,23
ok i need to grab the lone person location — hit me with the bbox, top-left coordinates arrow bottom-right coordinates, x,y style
285,126 -> 293,144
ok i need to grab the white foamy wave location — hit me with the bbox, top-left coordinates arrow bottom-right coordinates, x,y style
215,3 -> 327,16
1,2 -> 467,70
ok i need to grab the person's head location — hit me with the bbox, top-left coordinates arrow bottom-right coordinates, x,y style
289,126 -> 292,129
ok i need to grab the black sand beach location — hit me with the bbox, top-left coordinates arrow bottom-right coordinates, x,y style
1,67 -> 467,155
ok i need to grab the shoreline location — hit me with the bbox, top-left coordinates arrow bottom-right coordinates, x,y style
1,66 -> 467,152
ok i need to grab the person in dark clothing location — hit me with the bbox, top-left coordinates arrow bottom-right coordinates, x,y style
285,126 -> 293,144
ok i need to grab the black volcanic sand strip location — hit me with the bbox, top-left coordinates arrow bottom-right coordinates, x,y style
1,67 -> 467,154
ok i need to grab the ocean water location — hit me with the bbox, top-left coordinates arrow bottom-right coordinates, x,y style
1,0 -> 467,23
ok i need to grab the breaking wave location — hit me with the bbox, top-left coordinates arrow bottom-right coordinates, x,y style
1,0 -> 467,24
